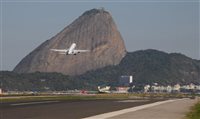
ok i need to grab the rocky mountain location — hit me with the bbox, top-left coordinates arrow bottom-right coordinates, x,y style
13,8 -> 126,75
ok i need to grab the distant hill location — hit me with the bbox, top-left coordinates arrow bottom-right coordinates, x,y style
1,49 -> 200,91
78,49 -> 200,87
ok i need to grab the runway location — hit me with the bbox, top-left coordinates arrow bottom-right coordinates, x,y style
0,99 -> 160,119
108,98 -> 198,119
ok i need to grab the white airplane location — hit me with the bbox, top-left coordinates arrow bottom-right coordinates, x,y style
50,43 -> 90,55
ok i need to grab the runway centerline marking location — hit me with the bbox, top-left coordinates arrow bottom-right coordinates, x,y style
10,101 -> 60,106
83,99 -> 184,119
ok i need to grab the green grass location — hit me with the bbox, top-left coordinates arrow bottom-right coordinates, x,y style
186,101 -> 200,119
0,93 -> 190,103
0,94 -> 131,103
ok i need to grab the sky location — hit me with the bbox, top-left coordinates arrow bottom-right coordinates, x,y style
0,0 -> 199,71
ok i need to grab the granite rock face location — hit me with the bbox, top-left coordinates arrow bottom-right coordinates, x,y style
13,8 -> 126,75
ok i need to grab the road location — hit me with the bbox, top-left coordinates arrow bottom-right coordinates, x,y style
0,99 -> 159,119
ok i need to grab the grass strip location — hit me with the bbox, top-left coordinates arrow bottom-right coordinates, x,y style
186,100 -> 200,119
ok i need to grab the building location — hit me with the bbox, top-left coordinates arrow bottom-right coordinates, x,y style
173,84 -> 181,92
115,87 -> 130,93
119,75 -> 133,87
195,85 -> 200,90
0,88 -> 2,94
189,83 -> 195,90
144,85 -> 150,92
166,85 -> 172,93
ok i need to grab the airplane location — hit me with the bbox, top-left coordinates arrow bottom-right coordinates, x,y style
50,43 -> 90,55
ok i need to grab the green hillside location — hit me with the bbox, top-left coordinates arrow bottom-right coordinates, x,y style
1,49 -> 200,91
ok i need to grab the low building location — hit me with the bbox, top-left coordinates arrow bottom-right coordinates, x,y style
0,88 -> 2,94
195,85 -> 200,90
115,87 -> 130,93
189,83 -> 195,90
144,85 -> 150,92
173,84 -> 180,92
166,85 -> 172,93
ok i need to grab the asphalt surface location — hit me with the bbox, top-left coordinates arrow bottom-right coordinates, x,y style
0,99 -> 160,119
108,98 -> 198,119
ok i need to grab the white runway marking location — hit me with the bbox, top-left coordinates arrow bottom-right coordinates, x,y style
83,99 -> 182,119
116,100 -> 148,103
10,101 -> 60,106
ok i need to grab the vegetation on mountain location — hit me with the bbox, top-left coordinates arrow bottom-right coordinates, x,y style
1,49 -> 200,91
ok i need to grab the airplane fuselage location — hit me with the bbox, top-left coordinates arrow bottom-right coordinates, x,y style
50,43 -> 89,55
67,43 -> 76,55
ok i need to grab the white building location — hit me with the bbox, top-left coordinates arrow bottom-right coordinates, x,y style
195,85 -> 200,90
181,84 -> 197,90
173,84 -> 181,92
151,85 -> 173,93
116,87 -> 130,93
166,85 -> 172,93
189,83 -> 195,90
144,85 -> 150,92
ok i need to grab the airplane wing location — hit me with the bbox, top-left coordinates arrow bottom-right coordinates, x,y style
74,50 -> 90,53
50,49 -> 68,52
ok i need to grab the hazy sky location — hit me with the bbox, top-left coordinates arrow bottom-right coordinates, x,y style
0,0 -> 199,71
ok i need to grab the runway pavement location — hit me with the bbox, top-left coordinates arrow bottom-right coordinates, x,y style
85,98 -> 198,119
0,99 -> 160,119
1,98 -> 196,119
